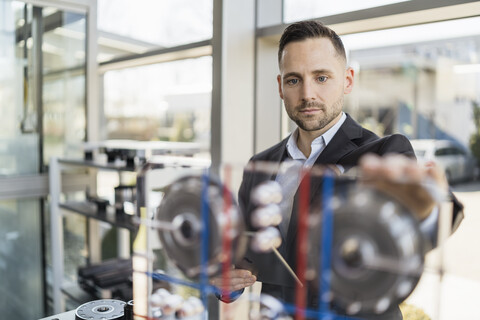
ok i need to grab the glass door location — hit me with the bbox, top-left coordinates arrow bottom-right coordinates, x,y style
0,1 -> 88,318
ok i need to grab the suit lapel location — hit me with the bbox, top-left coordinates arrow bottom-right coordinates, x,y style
269,138 -> 290,177
285,115 -> 363,255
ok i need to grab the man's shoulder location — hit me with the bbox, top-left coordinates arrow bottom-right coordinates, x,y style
343,115 -> 412,152
346,132 -> 415,160
338,130 -> 415,168
342,113 -> 379,143
377,133 -> 415,155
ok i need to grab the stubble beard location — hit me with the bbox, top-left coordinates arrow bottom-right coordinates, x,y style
286,95 -> 344,132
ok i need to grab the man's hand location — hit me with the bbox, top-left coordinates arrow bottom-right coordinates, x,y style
358,153 -> 449,220
210,268 -> 257,292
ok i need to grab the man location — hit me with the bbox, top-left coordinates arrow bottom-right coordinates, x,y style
213,20 -> 462,319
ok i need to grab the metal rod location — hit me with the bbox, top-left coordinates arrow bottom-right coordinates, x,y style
362,255 -> 424,277
200,170 -> 210,314
272,246 -> 303,288
32,6 -> 43,166
134,218 -> 177,231
319,171 -> 335,315
221,165 -> 233,302
244,231 -> 303,287
295,168 -> 311,320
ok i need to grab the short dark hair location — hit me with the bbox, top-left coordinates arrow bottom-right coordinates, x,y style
278,20 -> 346,65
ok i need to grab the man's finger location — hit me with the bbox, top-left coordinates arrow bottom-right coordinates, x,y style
210,269 -> 257,291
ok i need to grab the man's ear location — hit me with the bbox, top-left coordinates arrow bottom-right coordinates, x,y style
344,67 -> 354,94
277,74 -> 284,99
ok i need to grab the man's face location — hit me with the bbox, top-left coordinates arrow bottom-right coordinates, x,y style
277,37 -> 354,133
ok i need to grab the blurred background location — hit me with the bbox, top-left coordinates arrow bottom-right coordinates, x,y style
1,0 -> 480,319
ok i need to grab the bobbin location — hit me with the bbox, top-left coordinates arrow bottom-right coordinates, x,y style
75,299 -> 125,320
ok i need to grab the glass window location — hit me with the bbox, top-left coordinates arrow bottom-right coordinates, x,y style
103,56 -> 212,146
0,1 -> 40,176
435,148 -> 448,156
43,73 -> 86,163
342,17 -> 480,151
42,9 -> 87,165
284,0 -> 410,23
97,0 -> 212,63
452,147 -> 466,156
42,10 -> 86,73
0,198 -> 43,319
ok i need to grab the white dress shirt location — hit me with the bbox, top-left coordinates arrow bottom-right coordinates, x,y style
276,112 -> 347,236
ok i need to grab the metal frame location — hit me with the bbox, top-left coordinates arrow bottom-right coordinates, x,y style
48,158 -> 65,313
22,0 -> 88,13
0,173 -> 90,200
32,6 -> 44,172
211,0 -> 223,174
49,158 -> 99,313
98,39 -> 212,74
257,0 -> 480,37
49,157 -> 133,313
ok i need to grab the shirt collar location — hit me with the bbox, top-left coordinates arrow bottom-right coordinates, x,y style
323,112 -> 346,145
286,112 -> 347,161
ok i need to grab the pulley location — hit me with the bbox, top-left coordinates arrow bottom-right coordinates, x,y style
308,184 -> 424,315
156,175 -> 246,279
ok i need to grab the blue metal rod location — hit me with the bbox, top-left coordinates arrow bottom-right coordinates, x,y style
147,272 -> 362,320
200,170 -> 210,315
283,303 -> 362,320
148,272 -> 217,295
319,171 -> 335,318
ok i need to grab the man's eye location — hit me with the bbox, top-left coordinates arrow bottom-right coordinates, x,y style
286,79 -> 298,85
318,76 -> 328,82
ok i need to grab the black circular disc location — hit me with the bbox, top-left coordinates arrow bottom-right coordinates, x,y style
156,175 -> 245,279
308,183 -> 424,315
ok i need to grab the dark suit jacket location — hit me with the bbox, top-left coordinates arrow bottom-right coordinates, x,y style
236,114 -> 461,319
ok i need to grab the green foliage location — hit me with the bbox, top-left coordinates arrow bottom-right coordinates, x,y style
470,100 -> 480,165
471,134 -> 480,166
473,100 -> 480,131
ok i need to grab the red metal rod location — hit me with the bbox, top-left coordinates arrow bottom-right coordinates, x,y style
134,314 -> 161,320
295,168 -> 310,320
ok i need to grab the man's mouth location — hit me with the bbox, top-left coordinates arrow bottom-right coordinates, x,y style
299,108 -> 322,115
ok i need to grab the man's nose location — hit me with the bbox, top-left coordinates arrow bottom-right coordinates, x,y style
301,80 -> 316,101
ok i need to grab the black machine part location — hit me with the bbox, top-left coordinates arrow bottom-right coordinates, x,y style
156,175 -> 246,279
308,184 -> 425,315
124,300 -> 134,320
